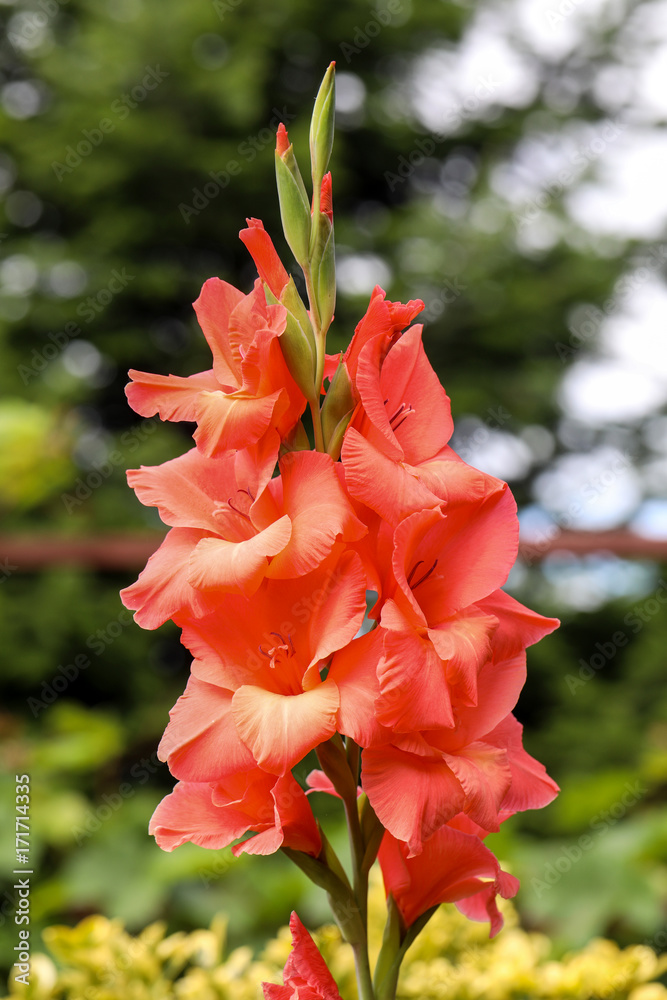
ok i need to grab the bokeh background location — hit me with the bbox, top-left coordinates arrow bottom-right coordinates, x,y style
2,0 -> 667,980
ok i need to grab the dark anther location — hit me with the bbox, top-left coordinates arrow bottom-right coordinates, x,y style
227,497 -> 251,521
406,560 -> 423,586
388,401 -> 415,432
410,558 -> 439,590
258,645 -> 271,658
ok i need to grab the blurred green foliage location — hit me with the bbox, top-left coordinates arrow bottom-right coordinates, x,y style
1,0 -> 666,979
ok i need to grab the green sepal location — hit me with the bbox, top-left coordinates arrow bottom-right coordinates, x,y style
279,420 -> 311,455
317,824 -> 352,893
275,147 -> 311,267
280,846 -> 364,944
358,793 -> 384,874
316,737 -> 358,803
321,356 -> 354,459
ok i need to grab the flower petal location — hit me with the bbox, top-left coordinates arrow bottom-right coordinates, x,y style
265,452 -> 367,579
158,675 -> 255,782
232,682 -> 340,773
188,516 -> 292,596
149,781 -> 252,851
362,743 -> 465,855
194,388 -> 285,456
125,368 -> 220,422
376,627 -> 455,732
120,527 -> 211,629
192,277 -> 246,386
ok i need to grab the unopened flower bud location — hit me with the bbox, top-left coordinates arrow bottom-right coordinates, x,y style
309,62 -> 336,195
275,124 -> 311,267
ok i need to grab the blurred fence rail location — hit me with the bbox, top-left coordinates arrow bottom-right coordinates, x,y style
0,530 -> 665,571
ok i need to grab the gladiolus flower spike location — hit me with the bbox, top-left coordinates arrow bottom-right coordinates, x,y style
123,63 -> 560,1000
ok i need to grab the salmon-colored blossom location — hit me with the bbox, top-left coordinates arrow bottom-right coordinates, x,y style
378,824 -> 519,935
158,552 -> 367,776
126,277 -> 304,456
121,445 -> 366,626
149,768 -> 320,857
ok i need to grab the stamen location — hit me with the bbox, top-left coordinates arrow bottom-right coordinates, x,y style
258,645 -> 271,658
227,497 -> 252,521
389,401 -> 415,432
411,558 -> 439,590
389,402 -> 407,424
406,560 -> 424,586
287,634 -> 295,655
392,410 -> 414,433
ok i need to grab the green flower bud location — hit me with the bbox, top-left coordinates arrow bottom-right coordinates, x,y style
275,125 -> 311,267
321,356 -> 354,459
309,62 -> 336,195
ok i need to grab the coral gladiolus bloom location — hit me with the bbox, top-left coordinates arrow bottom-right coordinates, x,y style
159,553 -> 367,776
120,445 -> 366,626
126,278 -> 305,456
378,824 -> 519,935
263,912 -> 343,1000
325,285 -> 424,389
357,652 -> 558,854
149,769 -> 320,857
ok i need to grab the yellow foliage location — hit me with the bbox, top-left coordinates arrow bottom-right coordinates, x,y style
4,873 -> 667,1000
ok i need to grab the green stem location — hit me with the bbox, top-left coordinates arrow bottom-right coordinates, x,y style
341,739 -> 375,999
352,941 -> 375,1000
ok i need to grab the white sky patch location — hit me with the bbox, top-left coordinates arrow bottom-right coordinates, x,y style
560,275 -> 667,424
336,253 -> 392,296
541,554 -> 654,611
532,447 -> 642,530
566,129 -> 667,239
407,10 -> 538,137
559,359 -> 667,425
630,499 -> 667,540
